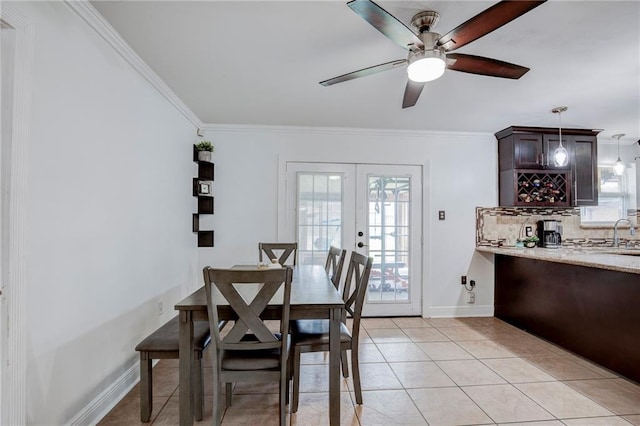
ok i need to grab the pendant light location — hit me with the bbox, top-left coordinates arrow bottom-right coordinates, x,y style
551,106 -> 569,167
613,133 -> 626,176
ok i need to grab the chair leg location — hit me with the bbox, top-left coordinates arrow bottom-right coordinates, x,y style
285,355 -> 291,405
291,346 -> 301,413
351,347 -> 363,405
193,354 -> 204,421
139,354 -> 152,422
340,349 -> 349,378
212,368 -> 221,426
226,382 -> 233,406
279,376 -> 287,426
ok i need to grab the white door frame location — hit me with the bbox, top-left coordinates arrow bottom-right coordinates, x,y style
0,4 -> 33,425
279,157 -> 426,317
356,164 -> 423,316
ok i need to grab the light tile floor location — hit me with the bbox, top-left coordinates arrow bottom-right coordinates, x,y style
98,317 -> 640,425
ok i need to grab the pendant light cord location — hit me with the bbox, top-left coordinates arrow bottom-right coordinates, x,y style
613,133 -> 624,161
551,106 -> 569,167
612,133 -> 626,176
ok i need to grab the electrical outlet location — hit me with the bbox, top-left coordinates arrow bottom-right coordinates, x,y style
461,275 -> 467,285
525,226 -> 533,237
438,210 -> 445,220
466,291 -> 475,304
157,300 -> 164,316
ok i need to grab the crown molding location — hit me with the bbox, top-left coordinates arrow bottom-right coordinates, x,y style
64,0 -> 203,129
198,123 -> 493,139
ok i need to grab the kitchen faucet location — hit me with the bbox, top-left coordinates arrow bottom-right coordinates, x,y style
613,218 -> 636,247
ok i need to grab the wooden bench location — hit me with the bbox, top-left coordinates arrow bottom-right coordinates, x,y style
135,316 -> 211,422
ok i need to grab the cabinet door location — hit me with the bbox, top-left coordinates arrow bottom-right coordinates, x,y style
543,134 -> 571,170
572,135 -> 598,206
514,134 -> 543,168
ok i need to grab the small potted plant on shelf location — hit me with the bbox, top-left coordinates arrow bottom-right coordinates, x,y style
521,235 -> 539,248
195,141 -> 214,162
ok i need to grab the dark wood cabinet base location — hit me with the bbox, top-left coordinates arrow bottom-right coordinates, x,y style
495,254 -> 640,384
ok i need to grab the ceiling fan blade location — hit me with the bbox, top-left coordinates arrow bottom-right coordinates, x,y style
437,1 -> 546,52
348,0 -> 423,51
320,59 -> 407,86
447,53 -> 529,79
402,80 -> 425,109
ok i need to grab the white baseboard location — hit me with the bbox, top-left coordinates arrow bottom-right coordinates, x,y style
425,305 -> 494,318
68,304 -> 491,424
69,361 -> 142,426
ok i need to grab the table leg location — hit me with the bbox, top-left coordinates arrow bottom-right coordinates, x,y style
329,307 -> 341,426
179,311 -> 195,426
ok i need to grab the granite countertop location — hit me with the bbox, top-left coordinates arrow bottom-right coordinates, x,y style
476,246 -> 640,275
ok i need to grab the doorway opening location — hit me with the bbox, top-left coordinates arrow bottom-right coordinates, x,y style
285,162 -> 423,317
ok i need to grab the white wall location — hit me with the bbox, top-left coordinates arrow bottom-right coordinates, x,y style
8,2 -> 198,424
199,126 -> 498,317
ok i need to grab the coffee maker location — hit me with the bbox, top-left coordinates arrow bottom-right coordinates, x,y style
537,220 -> 562,248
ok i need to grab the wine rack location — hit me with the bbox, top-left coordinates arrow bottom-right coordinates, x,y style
500,169 -> 571,207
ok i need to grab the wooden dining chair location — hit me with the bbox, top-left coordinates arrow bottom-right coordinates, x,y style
290,251 -> 373,413
203,267 -> 293,426
324,246 -> 346,290
259,242 -> 298,266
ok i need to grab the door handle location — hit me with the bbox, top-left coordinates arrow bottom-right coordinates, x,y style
357,242 -> 368,248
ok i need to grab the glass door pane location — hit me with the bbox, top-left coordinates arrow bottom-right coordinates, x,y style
366,175 -> 411,302
296,173 -> 344,266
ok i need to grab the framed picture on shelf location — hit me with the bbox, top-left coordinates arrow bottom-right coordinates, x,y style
197,180 -> 213,196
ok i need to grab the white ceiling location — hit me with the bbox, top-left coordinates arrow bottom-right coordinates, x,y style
91,0 -> 640,143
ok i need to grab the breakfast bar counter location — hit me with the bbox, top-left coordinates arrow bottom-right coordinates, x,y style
478,245 -> 640,384
476,245 -> 640,275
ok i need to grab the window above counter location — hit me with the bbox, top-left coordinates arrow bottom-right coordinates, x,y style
581,164 -> 637,227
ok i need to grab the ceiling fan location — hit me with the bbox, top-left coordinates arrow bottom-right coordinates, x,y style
321,0 -> 547,108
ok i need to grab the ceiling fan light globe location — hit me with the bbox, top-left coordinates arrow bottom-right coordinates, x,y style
614,159 -> 625,176
407,49 -> 446,83
553,146 -> 568,167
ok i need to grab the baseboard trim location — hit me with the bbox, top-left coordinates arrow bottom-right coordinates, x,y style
69,361 -> 141,426
426,305 -> 494,318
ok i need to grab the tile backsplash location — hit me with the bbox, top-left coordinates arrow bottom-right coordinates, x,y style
476,207 -> 639,248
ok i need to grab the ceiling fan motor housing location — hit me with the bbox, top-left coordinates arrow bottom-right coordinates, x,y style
411,10 -> 440,33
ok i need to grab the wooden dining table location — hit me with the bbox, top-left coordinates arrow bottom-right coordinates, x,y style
175,264 -> 345,425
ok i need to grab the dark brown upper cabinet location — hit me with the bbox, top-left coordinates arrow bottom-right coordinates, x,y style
498,133 -> 544,170
495,126 -> 600,207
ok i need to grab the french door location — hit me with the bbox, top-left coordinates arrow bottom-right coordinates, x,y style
285,162 -> 422,317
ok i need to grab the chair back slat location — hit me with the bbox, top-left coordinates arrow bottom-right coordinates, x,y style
341,252 -> 373,330
259,242 -> 298,266
203,267 -> 292,352
324,246 -> 346,289
217,282 -> 280,344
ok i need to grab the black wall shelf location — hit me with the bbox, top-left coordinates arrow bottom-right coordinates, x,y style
192,145 -> 215,247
